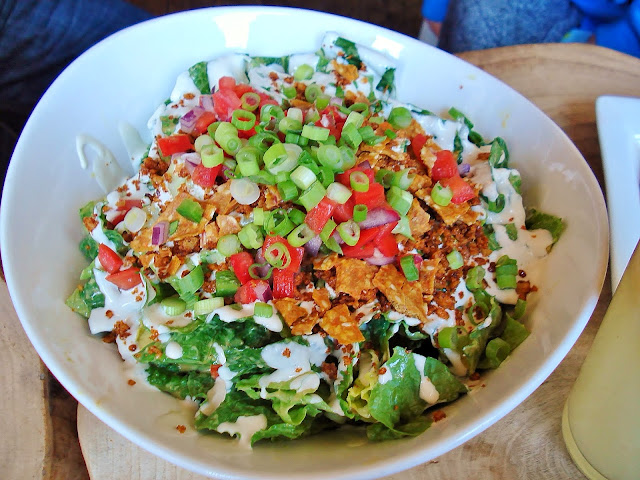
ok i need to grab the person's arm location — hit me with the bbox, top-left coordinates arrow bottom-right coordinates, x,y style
422,0 -> 450,36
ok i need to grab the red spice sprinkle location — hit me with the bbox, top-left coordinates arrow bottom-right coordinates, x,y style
176,425 -> 187,434
105,310 -> 114,319
127,379 -> 136,386
295,367 -> 302,373
432,410 -> 447,422
128,344 -> 137,352
282,348 -> 291,358
378,367 -> 387,375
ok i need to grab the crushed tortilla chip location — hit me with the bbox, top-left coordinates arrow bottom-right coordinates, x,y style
408,198 -> 431,238
372,264 -> 426,322
200,222 -> 220,249
408,174 -> 432,194
216,214 -> 241,236
208,181 -> 236,215
419,258 -> 439,298
313,253 -> 340,271
311,288 -> 332,313
335,258 -> 378,299
130,192 -> 215,253
290,314 -> 318,336
332,60 -> 359,83
273,299 -> 308,327
320,304 -> 365,345
422,192 -> 473,226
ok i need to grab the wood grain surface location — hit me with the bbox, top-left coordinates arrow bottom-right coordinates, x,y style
3,42 -> 640,480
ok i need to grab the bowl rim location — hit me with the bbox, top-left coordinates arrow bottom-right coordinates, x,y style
0,5 -> 609,479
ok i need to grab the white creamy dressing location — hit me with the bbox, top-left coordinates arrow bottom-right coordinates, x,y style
88,203 -> 118,251
165,341 -> 183,359
199,378 -> 227,416
118,121 -> 148,171
258,334 -> 328,397
354,301 -> 379,324
216,414 -> 268,449
77,135 -> 128,194
387,310 -> 421,327
413,354 -> 440,405
207,301 -> 283,333
207,54 -> 249,90
444,348 -> 467,376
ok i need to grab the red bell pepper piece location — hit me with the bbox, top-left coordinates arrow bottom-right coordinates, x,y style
157,134 -> 194,157
305,197 -> 337,233
229,251 -> 254,285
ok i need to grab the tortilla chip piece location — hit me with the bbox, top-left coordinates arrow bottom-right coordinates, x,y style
313,253 -> 340,271
408,174 -> 432,194
130,192 -> 215,253
208,181 -> 236,215
332,60 -> 359,83
216,214 -> 241,236
419,258 -> 439,297
373,264 -> 426,322
408,198 -> 431,238
320,304 -> 365,345
423,193 -> 472,226
335,258 -> 378,300
311,288 -> 332,314
290,314 -> 318,336
273,299 -> 308,327
200,222 -> 219,249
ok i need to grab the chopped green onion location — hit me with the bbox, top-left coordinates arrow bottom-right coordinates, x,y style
263,143 -> 288,173
231,109 -> 256,131
214,122 -> 241,155
284,132 -> 308,146
253,208 -> 265,226
264,241 -> 292,269
287,107 -> 303,123
484,337 -> 511,368
315,95 -> 330,110
305,108 -> 320,124
390,169 -> 415,190
465,266 -> 485,291
248,131 -> 280,153
387,186 -> 413,216
326,182 -> 352,204
168,220 -> 179,236
375,168 -> 394,188
337,220 -> 360,246
240,92 -> 261,111
249,263 -> 273,280
320,219 -> 337,242
275,171 -> 290,184
368,116 -> 384,124
194,297 -> 224,316
350,171 -> 370,192
250,169 -> 276,185
341,122 -> 362,149
505,223 -> 518,241
317,144 -> 343,171
364,135 -> 386,146
260,104 -> 285,123
194,134 -> 214,152
235,146 -> 261,176
264,209 -> 295,237
384,129 -> 397,139
317,165 -> 335,188
353,204 -> 368,222
338,105 -> 351,115
344,111 -> 365,129
277,179 -> 299,201
446,249 -> 464,269
339,145 -> 356,170
287,223 -> 315,247
358,125 -> 376,141
301,124 -> 330,142
512,298 -> 527,320
298,181 -> 326,211
495,255 -> 518,289
215,270 -> 241,297
162,296 -> 186,316
431,182 -> 453,207
305,83 -> 323,103
238,224 -> 264,249
278,116 -> 303,134
388,106 -> 413,129
287,208 -> 306,225
207,121 -> 221,137
176,198 -> 203,223
437,327 -> 458,349
283,85 -> 297,99
291,165 -> 317,190
200,143 -> 225,167
254,301 -> 273,318
174,265 -> 204,296
349,102 -> 369,116
217,234 -> 242,257
294,63 -> 314,81
391,215 -> 413,239
400,255 -> 419,281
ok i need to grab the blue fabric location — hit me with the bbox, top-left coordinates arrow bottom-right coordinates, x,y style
422,0 -> 450,22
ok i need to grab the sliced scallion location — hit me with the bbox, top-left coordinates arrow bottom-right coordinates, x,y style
162,296 -> 186,316
431,182 -> 453,207
350,171 -> 370,192
290,165 -> 317,190
298,181 -> 326,211
337,220 -> 360,246
326,182 -> 352,204
353,204 -> 368,222
400,254 -> 419,281
287,223 -> 315,247
194,297 -> 224,316
446,249 -> 464,269
217,234 -> 242,257
387,186 -> 412,216
254,301 -> 273,318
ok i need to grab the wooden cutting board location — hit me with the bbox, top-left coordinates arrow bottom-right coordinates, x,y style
3,42 -> 640,480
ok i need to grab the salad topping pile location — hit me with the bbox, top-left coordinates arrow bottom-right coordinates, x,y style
67,33 -> 564,446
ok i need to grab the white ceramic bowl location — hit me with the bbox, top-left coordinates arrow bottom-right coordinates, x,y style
1,7 -> 608,479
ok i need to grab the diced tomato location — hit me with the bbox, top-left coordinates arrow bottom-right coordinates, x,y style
218,76 -> 236,91
237,126 -> 257,139
335,165 -> 376,187
233,83 -> 254,97
272,268 -> 296,299
98,244 -> 123,274
229,251 -> 254,285
440,175 -> 476,204
191,163 -> 222,189
194,111 -> 218,135
106,267 -> 142,290
377,233 -> 399,257
353,227 -> 380,249
263,236 -> 304,272
234,281 -> 257,304
353,182 -> 387,210
117,199 -> 143,211
315,106 -> 346,140
305,198 -> 337,233
374,221 -> 398,241
411,133 -> 427,158
258,93 -> 279,108
332,196 -> 355,223
213,88 -> 242,121
157,134 -> 193,157
431,149 -> 458,182
342,242 -> 376,258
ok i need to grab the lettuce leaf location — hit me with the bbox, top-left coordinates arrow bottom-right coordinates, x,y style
65,268 -> 105,318
421,356 -> 467,403
346,350 -> 380,420
146,363 -> 214,400
188,61 -> 210,94
525,208 -> 565,244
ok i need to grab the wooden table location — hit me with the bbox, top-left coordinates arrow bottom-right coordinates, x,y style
2,43 -> 640,480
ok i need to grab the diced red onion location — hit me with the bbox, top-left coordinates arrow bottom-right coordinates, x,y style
357,160 -> 371,170
181,152 -> 201,174
320,115 -> 331,128
357,207 -> 400,229
152,221 -> 168,245
458,162 -> 471,177
221,165 -> 234,181
253,282 -> 273,302
179,107 -> 205,134
413,254 -> 423,266
365,248 -> 396,265
199,94 -> 214,112
304,235 -> 322,257
254,249 -> 272,278
332,230 -> 344,245
329,97 -> 342,106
